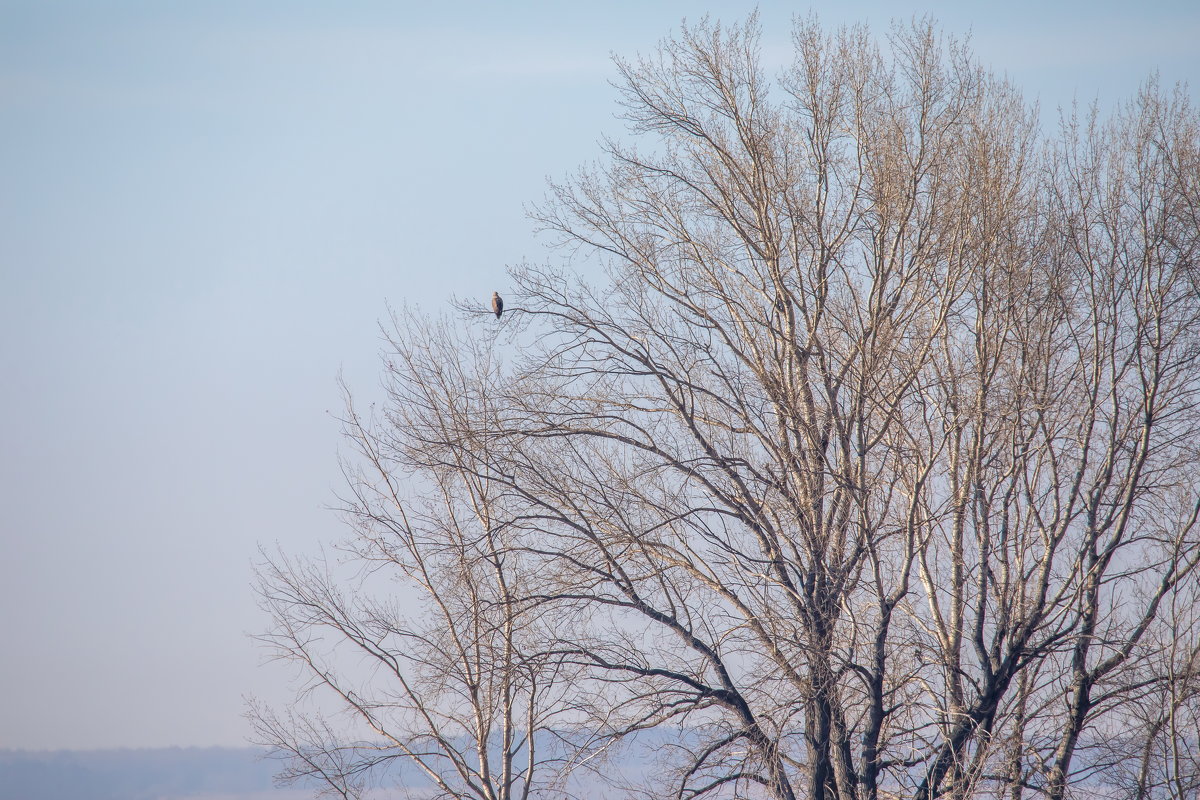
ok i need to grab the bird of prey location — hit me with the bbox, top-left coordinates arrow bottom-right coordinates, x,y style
492,292 -> 504,319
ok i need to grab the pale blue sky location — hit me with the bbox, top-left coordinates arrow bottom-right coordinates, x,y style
1,1 -> 1197,750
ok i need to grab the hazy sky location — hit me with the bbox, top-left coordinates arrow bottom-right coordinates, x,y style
2,0 -> 1197,750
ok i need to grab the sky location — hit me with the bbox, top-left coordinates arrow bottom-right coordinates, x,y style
1,0 -> 1197,751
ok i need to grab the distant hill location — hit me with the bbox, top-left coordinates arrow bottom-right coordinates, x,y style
0,747 -> 316,800
0,737 -> 656,799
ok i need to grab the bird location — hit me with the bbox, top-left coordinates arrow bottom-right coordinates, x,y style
491,291 -> 504,319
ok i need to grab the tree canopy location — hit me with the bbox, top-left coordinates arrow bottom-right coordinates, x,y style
254,15 -> 1200,800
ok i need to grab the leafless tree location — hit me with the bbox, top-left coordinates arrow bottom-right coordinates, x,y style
251,319 -> 590,800
254,14 -> 1200,800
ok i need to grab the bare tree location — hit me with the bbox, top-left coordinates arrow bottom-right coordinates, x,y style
254,14 -> 1200,800
1088,581 -> 1200,800
252,318 -> 588,800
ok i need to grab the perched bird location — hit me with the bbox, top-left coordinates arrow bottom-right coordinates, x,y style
491,291 -> 504,319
